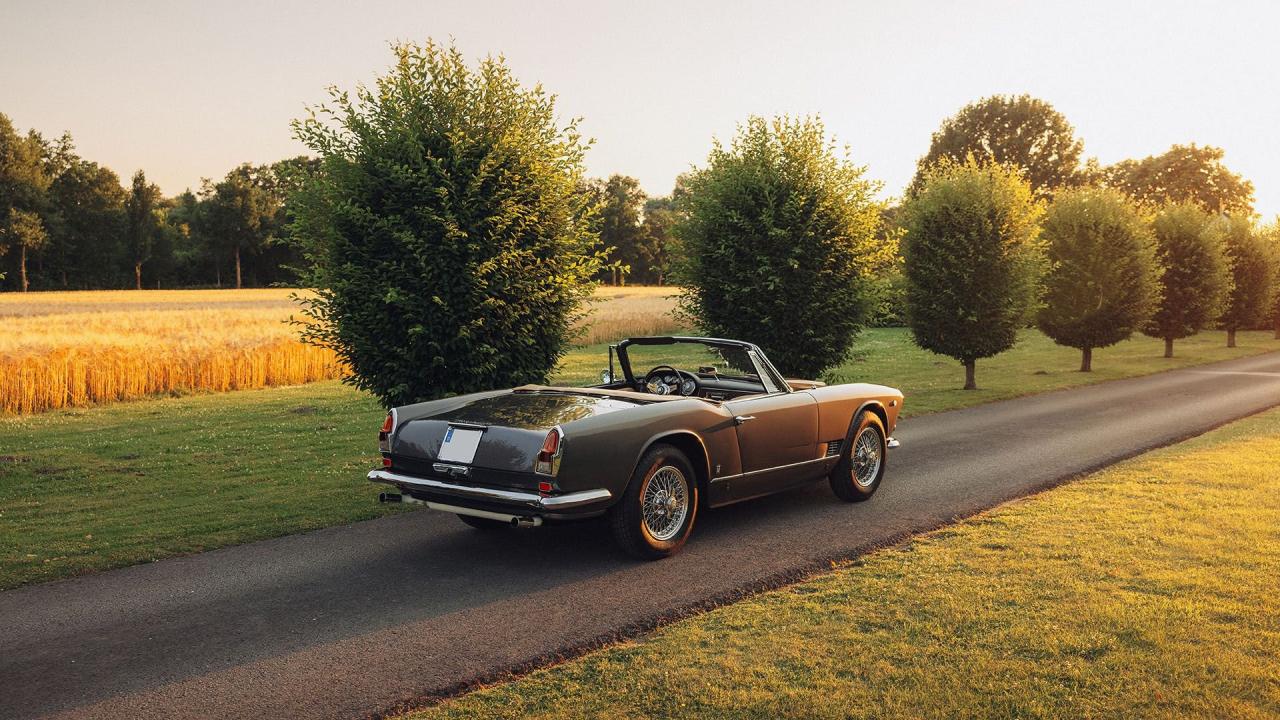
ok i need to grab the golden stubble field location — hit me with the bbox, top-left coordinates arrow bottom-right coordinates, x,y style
0,286 -> 682,415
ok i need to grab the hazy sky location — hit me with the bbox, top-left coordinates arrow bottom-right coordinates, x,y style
4,0 -> 1279,217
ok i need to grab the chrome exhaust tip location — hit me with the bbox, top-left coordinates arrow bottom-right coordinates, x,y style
379,492 -> 402,504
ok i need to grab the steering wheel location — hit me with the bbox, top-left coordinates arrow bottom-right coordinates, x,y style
642,365 -> 700,397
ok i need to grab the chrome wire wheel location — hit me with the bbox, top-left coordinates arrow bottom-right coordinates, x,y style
642,465 -> 689,541
852,426 -> 883,488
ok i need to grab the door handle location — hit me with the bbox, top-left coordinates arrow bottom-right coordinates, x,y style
734,415 -> 756,425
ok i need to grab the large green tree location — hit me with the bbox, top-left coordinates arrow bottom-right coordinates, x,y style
290,40 -> 603,406
1036,187 -> 1159,371
909,95 -> 1084,199
901,158 -> 1044,389
675,115 -> 890,378
1217,214 -> 1274,347
198,165 -> 273,288
1142,204 -> 1231,357
1104,144 -> 1254,214
46,151 -> 126,288
638,195 -> 678,285
5,208 -> 47,292
123,170 -> 163,290
594,174 -> 647,285
0,113 -> 51,289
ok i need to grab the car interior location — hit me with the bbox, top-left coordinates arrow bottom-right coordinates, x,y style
594,338 -> 789,401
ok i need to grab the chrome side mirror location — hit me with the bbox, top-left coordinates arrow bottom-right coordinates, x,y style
601,369 -> 613,383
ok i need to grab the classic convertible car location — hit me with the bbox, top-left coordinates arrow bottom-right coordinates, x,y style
368,336 -> 902,558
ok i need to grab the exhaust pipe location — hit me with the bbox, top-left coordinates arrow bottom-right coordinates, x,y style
379,492 -> 402,504
510,516 -> 539,528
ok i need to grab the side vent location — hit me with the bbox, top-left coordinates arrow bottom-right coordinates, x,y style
825,440 -> 842,457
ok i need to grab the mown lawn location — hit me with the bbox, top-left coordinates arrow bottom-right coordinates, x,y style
1,328 -> 1276,590
407,405 -> 1280,720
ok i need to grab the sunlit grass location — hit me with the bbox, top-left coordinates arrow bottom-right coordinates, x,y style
407,407 -> 1280,720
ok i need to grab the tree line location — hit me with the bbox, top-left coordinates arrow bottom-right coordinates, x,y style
9,40 -> 1277,401
280,42 -> 1280,405
0,112 -> 317,291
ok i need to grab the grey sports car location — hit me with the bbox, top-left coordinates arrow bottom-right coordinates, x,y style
368,336 -> 902,558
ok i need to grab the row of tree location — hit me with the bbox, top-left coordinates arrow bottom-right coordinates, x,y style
281,42 -> 1280,404
903,160 -> 1276,389
0,112 -> 316,291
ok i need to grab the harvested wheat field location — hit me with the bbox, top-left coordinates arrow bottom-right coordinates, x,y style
0,286 -> 683,415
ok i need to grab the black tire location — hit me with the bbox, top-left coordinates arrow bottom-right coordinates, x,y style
456,513 -> 511,531
829,410 -> 887,502
609,443 -> 699,559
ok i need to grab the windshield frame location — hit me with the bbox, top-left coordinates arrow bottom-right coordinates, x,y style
614,336 -> 792,394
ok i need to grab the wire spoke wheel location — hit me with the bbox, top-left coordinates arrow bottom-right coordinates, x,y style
852,426 -> 883,488
641,465 -> 689,541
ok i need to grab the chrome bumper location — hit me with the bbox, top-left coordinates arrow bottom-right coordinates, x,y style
366,469 -> 612,513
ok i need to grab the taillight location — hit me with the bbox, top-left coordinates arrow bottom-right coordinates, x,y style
378,410 -> 396,454
534,427 -> 563,476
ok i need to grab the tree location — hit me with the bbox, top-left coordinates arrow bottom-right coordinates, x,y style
1036,188 -> 1159,371
4,208 -> 47,291
1103,144 -> 1254,214
199,165 -> 275,288
123,170 -> 162,289
46,152 -> 126,288
289,40 -> 603,407
639,195 -> 677,285
675,115 -> 890,378
595,174 -> 646,285
1217,214 -> 1274,347
1267,220 -> 1280,339
0,113 -> 51,289
909,95 -> 1084,199
1142,204 -> 1231,357
901,158 -> 1044,389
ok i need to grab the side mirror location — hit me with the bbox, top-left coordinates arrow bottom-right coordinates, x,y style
600,369 -> 613,383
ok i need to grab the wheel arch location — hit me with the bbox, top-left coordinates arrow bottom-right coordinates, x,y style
631,430 -> 711,503
843,400 -> 889,452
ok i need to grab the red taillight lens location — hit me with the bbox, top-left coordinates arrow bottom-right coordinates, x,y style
379,411 -> 395,454
540,430 -> 560,456
535,427 -> 563,476
382,456 -> 393,468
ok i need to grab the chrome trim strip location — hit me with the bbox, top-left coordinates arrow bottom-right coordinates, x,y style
366,469 -> 611,511
712,456 -> 829,483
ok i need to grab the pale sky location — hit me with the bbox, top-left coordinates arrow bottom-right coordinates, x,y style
4,0 -> 1278,218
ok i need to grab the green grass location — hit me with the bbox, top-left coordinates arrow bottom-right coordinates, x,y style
0,383 -> 391,589
827,327 -> 1280,416
406,406 -> 1280,720
1,328 -> 1276,590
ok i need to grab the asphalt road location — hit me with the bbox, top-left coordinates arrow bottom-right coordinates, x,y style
6,352 -> 1280,720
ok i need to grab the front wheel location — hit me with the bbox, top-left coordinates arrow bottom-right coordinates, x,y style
609,444 -> 699,559
829,410 -> 886,502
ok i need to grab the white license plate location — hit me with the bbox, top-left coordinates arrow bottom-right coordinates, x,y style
437,427 -> 483,464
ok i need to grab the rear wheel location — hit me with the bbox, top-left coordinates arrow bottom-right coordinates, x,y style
456,514 -> 511,531
829,410 -> 886,502
609,444 -> 698,559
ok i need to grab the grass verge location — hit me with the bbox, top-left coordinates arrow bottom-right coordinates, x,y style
1,328 -> 1276,590
406,406 -> 1280,719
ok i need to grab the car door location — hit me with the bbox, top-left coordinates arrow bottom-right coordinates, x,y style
722,390 -> 819,502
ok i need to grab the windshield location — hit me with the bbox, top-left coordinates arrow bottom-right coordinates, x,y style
623,341 -> 760,382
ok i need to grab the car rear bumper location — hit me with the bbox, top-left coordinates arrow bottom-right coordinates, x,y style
366,468 -> 613,522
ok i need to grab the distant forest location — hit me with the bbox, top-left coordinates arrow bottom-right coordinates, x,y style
0,112 -> 676,292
